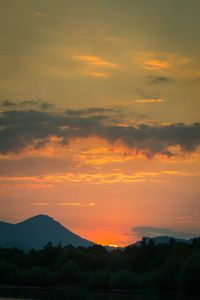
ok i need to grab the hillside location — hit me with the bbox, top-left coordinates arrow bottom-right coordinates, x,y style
0,214 -> 94,250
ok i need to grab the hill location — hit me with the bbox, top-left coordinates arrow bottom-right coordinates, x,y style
0,214 -> 95,250
131,235 -> 200,247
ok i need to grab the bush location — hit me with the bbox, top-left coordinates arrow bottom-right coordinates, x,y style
157,256 -> 181,290
88,268 -> 111,289
110,269 -> 137,290
178,249 -> 200,292
60,260 -> 81,284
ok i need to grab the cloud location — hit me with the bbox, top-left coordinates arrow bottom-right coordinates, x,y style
134,99 -> 164,103
132,226 -> 198,240
0,108 -> 200,159
29,202 -> 50,205
56,202 -> 95,207
28,202 -> 95,207
19,100 -> 54,110
39,102 -> 55,110
73,55 -> 118,77
0,170 -> 167,185
0,183 -> 53,191
19,100 -> 40,106
143,60 -> 169,70
1,100 -> 54,111
66,107 -> 116,116
1,100 -> 16,107
74,56 -> 118,68
149,76 -> 174,84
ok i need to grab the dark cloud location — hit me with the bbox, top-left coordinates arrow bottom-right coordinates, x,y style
39,102 -> 55,110
1,100 -> 16,107
149,76 -> 174,84
19,100 -> 40,106
87,107 -> 116,114
19,100 -> 54,110
0,109 -> 200,158
132,226 -> 197,240
66,107 -> 115,116
65,109 -> 85,116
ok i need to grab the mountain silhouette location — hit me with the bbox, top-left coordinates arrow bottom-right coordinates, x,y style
131,235 -> 199,247
0,214 -> 95,250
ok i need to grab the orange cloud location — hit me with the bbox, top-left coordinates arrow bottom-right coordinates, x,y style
29,203 -> 50,205
74,55 -> 118,68
0,183 -> 53,191
89,72 -> 107,77
73,55 -> 119,77
56,202 -> 95,207
134,99 -> 164,103
143,60 -> 169,70
1,168 -> 198,186
28,202 -> 95,207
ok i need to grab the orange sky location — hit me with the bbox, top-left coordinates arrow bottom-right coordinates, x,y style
0,0 -> 200,246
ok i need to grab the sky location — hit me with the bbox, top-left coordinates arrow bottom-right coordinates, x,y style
0,0 -> 200,246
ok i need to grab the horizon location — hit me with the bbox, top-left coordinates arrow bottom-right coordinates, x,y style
1,214 -> 199,247
0,0 -> 200,247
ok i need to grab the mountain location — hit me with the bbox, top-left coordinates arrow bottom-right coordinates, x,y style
130,235 -> 200,247
0,214 -> 95,250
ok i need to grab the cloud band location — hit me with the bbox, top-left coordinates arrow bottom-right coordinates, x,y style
0,109 -> 200,159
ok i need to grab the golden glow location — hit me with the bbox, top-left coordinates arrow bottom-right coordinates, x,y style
144,60 -> 169,69
134,99 -> 164,103
89,72 -> 107,77
74,55 -> 118,68
72,55 -> 119,77
1,169 -> 199,186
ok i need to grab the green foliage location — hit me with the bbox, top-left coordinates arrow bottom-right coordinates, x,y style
139,269 -> 159,289
88,268 -> 111,289
157,256 -> 181,290
0,238 -> 200,291
171,243 -> 192,258
178,249 -> 200,291
110,269 -> 137,290
60,260 -> 81,284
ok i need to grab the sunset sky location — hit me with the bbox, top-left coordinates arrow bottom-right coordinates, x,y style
1,0 -> 200,246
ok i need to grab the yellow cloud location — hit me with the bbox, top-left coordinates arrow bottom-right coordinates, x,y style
74,55 -> 118,68
134,99 -> 164,103
73,55 -> 119,77
144,60 -> 169,70
135,52 -> 200,78
89,72 -> 107,77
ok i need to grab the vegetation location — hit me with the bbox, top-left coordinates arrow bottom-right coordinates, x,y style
0,237 -> 200,292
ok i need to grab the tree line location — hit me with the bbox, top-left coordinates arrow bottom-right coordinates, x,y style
0,237 -> 200,292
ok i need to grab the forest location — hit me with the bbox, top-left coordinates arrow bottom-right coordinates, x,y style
0,237 -> 200,292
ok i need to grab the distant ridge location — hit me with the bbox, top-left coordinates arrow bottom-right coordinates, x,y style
0,214 -> 95,250
130,235 -> 200,247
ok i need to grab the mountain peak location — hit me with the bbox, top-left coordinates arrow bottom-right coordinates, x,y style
26,214 -> 54,221
0,215 -> 94,250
